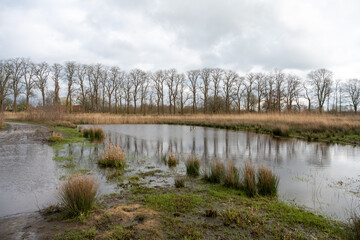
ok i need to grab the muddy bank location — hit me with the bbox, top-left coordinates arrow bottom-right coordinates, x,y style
0,122 -> 50,145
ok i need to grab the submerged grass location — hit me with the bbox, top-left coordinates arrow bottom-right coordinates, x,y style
58,174 -> 98,216
98,143 -> 126,169
224,160 -> 241,189
185,155 -> 200,177
174,176 -> 186,188
82,127 -> 104,141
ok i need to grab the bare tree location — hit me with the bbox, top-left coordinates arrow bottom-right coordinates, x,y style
166,69 -> 177,114
140,72 -> 150,114
106,66 -> 120,113
177,73 -> 188,114
124,74 -> 133,114
245,73 -> 256,112
52,63 -> 62,105
303,80 -> 312,112
0,60 -> 12,112
187,69 -> 200,113
211,68 -> 223,113
129,69 -> 145,114
152,70 -> 167,114
9,58 -> 24,112
200,68 -> 212,113
223,70 -> 237,113
254,73 -> 266,112
76,64 -> 87,110
345,79 -> 360,113
114,71 -> 125,114
64,61 -> 77,112
100,66 -> 109,112
284,74 -> 301,111
22,59 -> 36,108
233,76 -> 245,113
308,68 -> 333,113
274,70 -> 285,112
90,64 -> 102,112
34,62 -> 50,107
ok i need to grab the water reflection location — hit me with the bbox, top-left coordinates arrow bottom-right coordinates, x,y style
96,124 -> 360,220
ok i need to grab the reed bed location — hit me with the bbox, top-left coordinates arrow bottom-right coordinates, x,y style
98,143 -> 126,169
59,174 -> 98,216
257,165 -> 279,197
5,112 -> 360,135
185,155 -> 200,177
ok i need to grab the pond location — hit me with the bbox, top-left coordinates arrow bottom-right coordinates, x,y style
0,124 -> 359,220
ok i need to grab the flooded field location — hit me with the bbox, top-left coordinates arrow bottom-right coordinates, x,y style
0,123 -> 359,220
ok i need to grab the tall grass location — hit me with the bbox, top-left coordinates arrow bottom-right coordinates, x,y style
98,143 -> 126,168
174,176 -> 186,188
185,155 -> 200,177
82,127 -> 104,141
48,131 -> 63,143
242,161 -> 256,197
224,160 -> 241,189
350,210 -> 360,239
59,174 -> 98,216
203,159 -> 225,184
257,165 -> 279,196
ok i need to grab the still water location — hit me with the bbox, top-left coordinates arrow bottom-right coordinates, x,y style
0,124 -> 359,220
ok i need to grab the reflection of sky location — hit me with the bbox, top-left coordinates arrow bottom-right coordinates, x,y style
97,124 -> 360,220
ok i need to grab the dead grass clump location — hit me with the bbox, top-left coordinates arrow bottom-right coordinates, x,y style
185,155 -> 200,177
242,161 -> 256,197
224,160 -> 241,189
98,143 -> 126,169
48,131 -> 63,142
203,159 -> 225,184
257,165 -> 279,197
174,176 -> 186,188
167,153 -> 178,167
59,174 -> 98,216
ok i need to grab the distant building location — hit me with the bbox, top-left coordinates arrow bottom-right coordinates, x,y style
72,105 -> 82,112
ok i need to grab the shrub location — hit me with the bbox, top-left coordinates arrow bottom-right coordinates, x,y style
174,176 -> 185,188
98,143 -> 126,168
203,159 -> 225,184
59,174 -> 98,216
185,155 -> 200,177
224,160 -> 241,189
167,153 -> 178,167
48,131 -> 64,143
242,161 -> 256,197
257,165 -> 279,197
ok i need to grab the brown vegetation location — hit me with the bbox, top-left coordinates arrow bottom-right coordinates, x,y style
59,174 -> 98,216
98,143 -> 126,169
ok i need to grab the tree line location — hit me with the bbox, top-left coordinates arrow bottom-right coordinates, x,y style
1,58 -> 359,114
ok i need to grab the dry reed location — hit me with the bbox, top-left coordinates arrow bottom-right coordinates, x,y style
48,131 -> 63,142
174,176 -> 186,188
257,165 -> 279,196
242,161 -> 256,197
98,143 -> 126,168
185,155 -> 200,177
59,174 -> 98,216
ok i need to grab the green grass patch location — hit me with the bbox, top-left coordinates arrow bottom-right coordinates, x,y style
53,227 -> 96,240
144,193 -> 203,213
53,155 -> 74,162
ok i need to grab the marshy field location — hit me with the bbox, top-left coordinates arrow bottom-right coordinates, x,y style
0,112 -> 360,239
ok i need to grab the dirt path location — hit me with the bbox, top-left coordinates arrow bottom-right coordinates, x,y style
0,122 -> 50,145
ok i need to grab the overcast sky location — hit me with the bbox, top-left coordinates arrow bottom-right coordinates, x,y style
1,0 -> 359,79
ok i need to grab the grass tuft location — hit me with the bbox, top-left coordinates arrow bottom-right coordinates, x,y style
203,159 -> 225,184
58,174 -> 98,216
174,176 -> 186,188
82,127 -> 104,141
242,161 -> 256,197
167,153 -> 178,167
48,131 -> 64,143
350,210 -> 360,239
98,143 -> 126,169
224,160 -> 241,189
257,165 -> 279,197
185,155 -> 200,177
